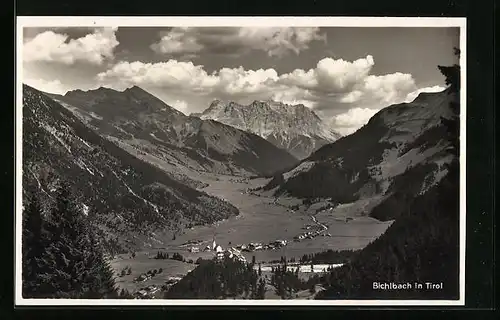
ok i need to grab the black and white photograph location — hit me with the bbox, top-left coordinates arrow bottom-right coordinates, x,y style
16,17 -> 466,305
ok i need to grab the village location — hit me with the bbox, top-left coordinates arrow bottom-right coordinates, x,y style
114,210 -> 353,299
185,238 -> 290,263
109,178 -> 371,300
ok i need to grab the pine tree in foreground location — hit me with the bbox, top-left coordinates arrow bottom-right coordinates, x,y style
22,179 -> 119,298
22,185 -> 45,297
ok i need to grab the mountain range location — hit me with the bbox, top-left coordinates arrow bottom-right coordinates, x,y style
48,86 -> 298,182
22,84 -> 240,252
194,99 -> 342,159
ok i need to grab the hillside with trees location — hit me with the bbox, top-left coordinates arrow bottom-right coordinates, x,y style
22,179 -> 124,298
314,51 -> 460,300
22,84 -> 239,253
164,257 -> 265,299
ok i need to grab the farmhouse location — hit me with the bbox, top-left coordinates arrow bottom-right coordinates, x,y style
237,244 -> 247,250
223,247 -> 247,263
189,246 -> 200,253
272,240 -> 287,247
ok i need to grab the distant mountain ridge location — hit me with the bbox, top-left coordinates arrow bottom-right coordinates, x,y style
195,99 -> 342,159
263,87 -> 455,221
22,84 -> 239,252
49,86 -> 298,179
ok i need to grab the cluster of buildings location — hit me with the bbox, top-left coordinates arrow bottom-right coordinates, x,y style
236,239 -> 288,252
197,239 -> 289,254
187,239 -> 247,263
294,226 -> 330,241
221,247 -> 247,263
133,284 -> 161,299
185,237 -> 292,265
209,239 -> 247,263
133,273 -> 152,283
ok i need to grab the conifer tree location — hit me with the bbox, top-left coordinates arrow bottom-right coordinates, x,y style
439,47 -> 461,155
22,185 -> 44,297
23,179 -> 118,299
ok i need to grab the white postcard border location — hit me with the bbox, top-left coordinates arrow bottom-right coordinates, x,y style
15,16 -> 467,307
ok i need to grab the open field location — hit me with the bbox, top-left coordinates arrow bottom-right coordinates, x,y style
109,173 -> 393,296
169,174 -> 393,262
110,252 -> 196,295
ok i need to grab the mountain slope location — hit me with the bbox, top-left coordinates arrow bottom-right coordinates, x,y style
264,88 -> 456,220
196,99 -> 342,159
313,82 -> 460,300
49,87 -> 298,178
261,82 -> 460,299
22,84 -> 239,253
315,159 -> 459,299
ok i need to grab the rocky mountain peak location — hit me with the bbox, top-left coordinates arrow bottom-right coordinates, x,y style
198,99 -> 342,159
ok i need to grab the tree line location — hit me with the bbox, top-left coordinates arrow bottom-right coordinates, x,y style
165,257 -> 266,299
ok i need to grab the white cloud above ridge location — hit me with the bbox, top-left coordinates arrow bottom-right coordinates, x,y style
24,78 -> 66,95
404,85 -> 447,103
332,107 -> 380,136
96,54 -> 419,114
150,27 -> 326,57
23,27 -> 119,65
331,84 -> 449,135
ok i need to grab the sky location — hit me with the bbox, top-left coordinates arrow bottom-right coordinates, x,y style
22,26 -> 459,135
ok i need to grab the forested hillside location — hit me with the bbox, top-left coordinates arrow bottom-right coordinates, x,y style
22,84 -> 239,253
22,180 -> 127,298
315,54 -> 461,300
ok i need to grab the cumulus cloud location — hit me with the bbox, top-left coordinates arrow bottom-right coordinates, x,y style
24,78 -> 66,94
150,27 -> 325,57
23,27 -> 119,65
404,85 -> 447,103
98,55 -> 417,109
96,54 -> 434,134
331,107 -> 381,136
96,60 -> 219,93
150,27 -> 203,54
331,84 -> 448,135
163,99 -> 189,114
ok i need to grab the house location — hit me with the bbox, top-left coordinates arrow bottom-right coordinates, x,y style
204,245 -> 211,251
272,240 -> 287,247
136,290 -> 148,298
248,242 -> 263,251
147,285 -> 160,295
189,246 -> 200,253
135,274 -> 148,282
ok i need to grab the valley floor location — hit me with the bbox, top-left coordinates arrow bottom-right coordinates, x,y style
110,172 -> 393,298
